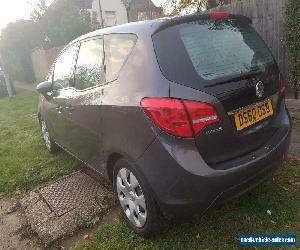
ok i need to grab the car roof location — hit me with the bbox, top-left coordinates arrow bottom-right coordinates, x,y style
67,13 -> 251,46
70,19 -> 164,44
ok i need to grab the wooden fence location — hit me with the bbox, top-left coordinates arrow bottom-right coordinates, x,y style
211,0 -> 289,80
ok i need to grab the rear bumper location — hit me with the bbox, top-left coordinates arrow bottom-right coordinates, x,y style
137,105 -> 291,218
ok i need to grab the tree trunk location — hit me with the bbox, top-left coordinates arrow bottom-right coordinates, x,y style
0,56 -> 15,98
4,73 -> 14,98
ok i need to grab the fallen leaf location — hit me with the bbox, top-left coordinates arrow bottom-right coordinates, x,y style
83,234 -> 89,240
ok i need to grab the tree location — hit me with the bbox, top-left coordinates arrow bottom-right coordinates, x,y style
165,0 -> 231,15
30,0 -> 48,22
285,0 -> 300,99
31,0 -> 92,49
39,5 -> 92,49
0,20 -> 41,82
0,0 -> 92,81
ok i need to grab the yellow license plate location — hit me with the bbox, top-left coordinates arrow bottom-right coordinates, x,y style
234,99 -> 273,131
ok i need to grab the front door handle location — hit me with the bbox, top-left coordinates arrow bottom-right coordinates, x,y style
56,106 -> 63,113
65,105 -> 74,113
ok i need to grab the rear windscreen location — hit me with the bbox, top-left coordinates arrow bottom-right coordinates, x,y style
153,20 -> 275,89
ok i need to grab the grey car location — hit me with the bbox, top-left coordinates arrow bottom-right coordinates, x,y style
36,12 -> 291,235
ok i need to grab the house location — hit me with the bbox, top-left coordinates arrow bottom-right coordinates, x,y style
86,0 -> 128,28
125,0 -> 164,22
87,0 -> 164,28
51,0 -> 164,29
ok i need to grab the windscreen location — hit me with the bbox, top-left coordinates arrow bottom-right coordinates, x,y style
153,20 -> 275,89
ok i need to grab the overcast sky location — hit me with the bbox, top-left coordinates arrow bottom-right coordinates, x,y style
0,0 -> 166,30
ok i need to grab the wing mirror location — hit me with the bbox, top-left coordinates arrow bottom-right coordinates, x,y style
36,81 -> 52,94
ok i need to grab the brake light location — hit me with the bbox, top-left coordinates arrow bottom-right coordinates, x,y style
279,75 -> 286,97
183,100 -> 220,135
209,12 -> 229,20
141,98 -> 219,138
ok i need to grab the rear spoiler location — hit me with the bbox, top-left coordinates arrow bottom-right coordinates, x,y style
153,12 -> 252,35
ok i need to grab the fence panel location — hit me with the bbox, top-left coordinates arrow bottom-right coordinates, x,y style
31,46 -> 63,82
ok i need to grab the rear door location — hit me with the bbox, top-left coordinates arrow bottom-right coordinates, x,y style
44,44 -> 78,148
153,18 -> 281,166
64,37 -> 105,168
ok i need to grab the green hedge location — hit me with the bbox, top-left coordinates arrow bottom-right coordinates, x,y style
285,0 -> 300,97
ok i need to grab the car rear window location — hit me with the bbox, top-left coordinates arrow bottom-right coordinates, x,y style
153,20 -> 275,89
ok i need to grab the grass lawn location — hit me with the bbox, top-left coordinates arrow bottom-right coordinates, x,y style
74,164 -> 300,249
0,89 -> 79,196
293,116 -> 300,125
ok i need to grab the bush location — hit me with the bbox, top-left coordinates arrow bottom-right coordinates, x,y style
285,0 -> 300,98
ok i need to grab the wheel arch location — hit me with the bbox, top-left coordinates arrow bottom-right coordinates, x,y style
106,152 -> 123,182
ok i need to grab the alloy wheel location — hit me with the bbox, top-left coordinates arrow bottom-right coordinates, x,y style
41,119 -> 51,151
116,168 -> 147,228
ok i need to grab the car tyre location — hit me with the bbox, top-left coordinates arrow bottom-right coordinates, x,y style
113,158 -> 163,236
39,116 -> 59,154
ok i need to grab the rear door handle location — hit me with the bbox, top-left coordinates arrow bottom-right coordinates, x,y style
65,105 -> 74,113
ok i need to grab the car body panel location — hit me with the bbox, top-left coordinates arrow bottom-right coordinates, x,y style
41,90 -> 70,148
62,86 -> 103,167
137,101 -> 291,217
99,33 -> 170,175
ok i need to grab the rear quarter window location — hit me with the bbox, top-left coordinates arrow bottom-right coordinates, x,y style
104,34 -> 137,82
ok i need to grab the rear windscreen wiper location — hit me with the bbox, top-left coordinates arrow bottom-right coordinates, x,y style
205,69 -> 263,88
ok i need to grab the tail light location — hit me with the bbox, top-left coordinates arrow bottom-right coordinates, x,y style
279,75 -> 286,97
141,98 -> 220,138
209,12 -> 229,21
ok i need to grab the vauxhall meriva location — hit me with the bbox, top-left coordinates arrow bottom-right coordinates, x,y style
36,12 -> 291,235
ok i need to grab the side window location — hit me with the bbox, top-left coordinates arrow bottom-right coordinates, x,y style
74,39 -> 104,90
53,45 -> 76,91
104,34 -> 137,82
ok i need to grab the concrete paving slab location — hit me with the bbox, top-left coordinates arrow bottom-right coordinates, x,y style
21,171 -> 114,247
0,197 -> 41,250
286,99 -> 300,118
